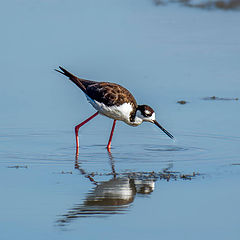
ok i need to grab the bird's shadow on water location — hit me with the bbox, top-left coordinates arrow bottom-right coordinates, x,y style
56,150 -> 200,227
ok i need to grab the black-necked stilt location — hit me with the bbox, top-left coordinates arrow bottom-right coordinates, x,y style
56,66 -> 174,153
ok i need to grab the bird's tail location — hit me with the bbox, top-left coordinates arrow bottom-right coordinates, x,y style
55,66 -> 87,93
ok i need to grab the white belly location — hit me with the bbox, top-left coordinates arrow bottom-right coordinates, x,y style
86,95 -> 135,125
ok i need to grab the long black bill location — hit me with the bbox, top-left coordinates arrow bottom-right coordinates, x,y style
153,120 -> 174,139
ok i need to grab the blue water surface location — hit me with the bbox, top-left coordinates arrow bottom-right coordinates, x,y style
1,0 -> 240,239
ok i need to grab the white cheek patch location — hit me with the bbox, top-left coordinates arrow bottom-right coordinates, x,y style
143,112 -> 155,122
136,110 -> 156,122
145,110 -> 151,115
149,112 -> 156,121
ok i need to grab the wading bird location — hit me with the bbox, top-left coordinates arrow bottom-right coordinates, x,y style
56,66 -> 174,153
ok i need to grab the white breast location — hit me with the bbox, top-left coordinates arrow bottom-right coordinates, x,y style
86,94 -> 136,125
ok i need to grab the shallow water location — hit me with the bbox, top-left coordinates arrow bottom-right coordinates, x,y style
1,0 -> 240,239
1,122 -> 240,239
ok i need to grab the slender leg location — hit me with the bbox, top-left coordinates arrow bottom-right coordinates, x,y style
75,112 -> 99,155
107,120 -> 116,152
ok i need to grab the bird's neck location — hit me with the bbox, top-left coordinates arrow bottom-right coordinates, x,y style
128,110 -> 143,126
133,116 -> 143,126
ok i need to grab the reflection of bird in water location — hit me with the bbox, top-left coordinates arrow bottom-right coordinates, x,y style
55,66 -> 174,153
57,153 -> 155,225
57,177 -> 155,225
134,179 -> 155,194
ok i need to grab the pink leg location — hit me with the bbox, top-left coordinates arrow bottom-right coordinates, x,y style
75,112 -> 99,155
107,120 -> 117,152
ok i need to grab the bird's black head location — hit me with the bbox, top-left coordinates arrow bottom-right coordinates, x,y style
136,104 -> 174,139
137,105 -> 155,120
